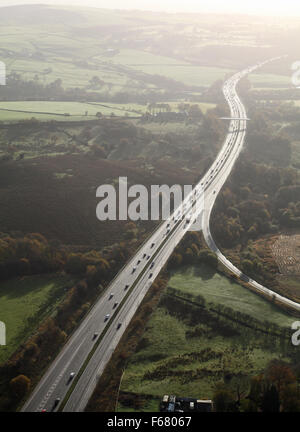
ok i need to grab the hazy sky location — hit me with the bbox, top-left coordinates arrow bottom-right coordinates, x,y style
1,0 -> 300,16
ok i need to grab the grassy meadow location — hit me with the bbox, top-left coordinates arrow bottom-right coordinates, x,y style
0,274 -> 71,364
118,264 -> 295,411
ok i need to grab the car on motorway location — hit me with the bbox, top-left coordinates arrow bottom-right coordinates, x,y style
146,255 -> 150,260
93,332 -> 99,340
53,398 -> 60,409
109,293 -> 114,300
142,253 -> 146,259
117,323 -> 122,330
124,284 -> 129,291
104,314 -> 110,322
67,372 -> 75,383
150,261 -> 155,269
132,266 -> 137,274
150,242 -> 155,248
113,302 -> 118,309
137,259 -> 141,265
240,274 -> 250,283
149,273 -> 153,279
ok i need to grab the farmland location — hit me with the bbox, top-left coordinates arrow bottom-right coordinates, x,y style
1,4 -> 295,114
0,101 -> 216,123
0,101 -> 141,122
249,73 -> 292,88
168,266 -> 295,327
117,264 -> 294,411
0,274 -> 71,364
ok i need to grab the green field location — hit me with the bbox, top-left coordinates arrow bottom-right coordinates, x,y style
249,73 -> 291,88
118,310 -> 280,409
0,274 -> 71,364
0,101 -> 143,122
2,52 -> 233,91
166,102 -> 216,113
118,264 -> 294,411
169,266 -> 294,327
98,49 -> 189,66
0,101 -> 216,123
131,64 -> 233,87
2,56 -> 126,90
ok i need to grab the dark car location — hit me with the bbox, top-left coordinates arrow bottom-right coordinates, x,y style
53,398 -> 60,409
241,274 -> 250,283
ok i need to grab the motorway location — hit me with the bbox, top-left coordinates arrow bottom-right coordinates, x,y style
22,56 -> 300,413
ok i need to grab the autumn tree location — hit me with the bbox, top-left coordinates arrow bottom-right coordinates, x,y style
266,360 -> 296,398
213,383 -> 236,412
9,375 -> 30,400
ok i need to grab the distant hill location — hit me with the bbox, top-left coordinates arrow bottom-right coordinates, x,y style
0,4 -> 87,26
